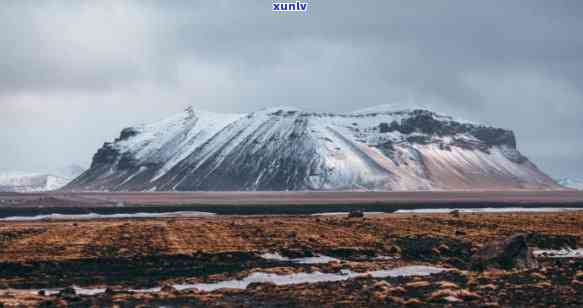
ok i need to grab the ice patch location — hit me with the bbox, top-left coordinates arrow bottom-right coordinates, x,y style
42,286 -> 107,296
373,255 -> 399,261
533,249 -> 583,258
32,266 -> 446,295
260,253 -> 340,264
151,265 -> 446,293
365,266 -> 446,278
0,211 -> 216,221
394,207 -> 583,214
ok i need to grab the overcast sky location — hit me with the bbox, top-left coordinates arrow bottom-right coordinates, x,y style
1,1 -> 582,178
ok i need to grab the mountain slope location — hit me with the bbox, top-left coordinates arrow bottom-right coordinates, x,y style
65,106 -> 561,191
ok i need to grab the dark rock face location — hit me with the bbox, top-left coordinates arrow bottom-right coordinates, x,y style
378,122 -> 391,133
470,126 -> 517,148
401,110 -> 448,135
118,152 -> 139,170
115,127 -> 140,142
406,135 -> 431,145
377,110 -> 517,149
451,138 -> 491,152
471,234 -> 539,271
90,143 -> 120,168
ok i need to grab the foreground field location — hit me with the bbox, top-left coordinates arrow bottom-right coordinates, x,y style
0,211 -> 582,307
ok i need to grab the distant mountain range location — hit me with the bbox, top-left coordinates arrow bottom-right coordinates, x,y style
556,178 -> 583,190
0,164 -> 85,192
65,106 -> 561,191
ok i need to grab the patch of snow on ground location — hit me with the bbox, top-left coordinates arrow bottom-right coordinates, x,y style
533,249 -> 583,258
43,286 -> 107,296
34,266 -> 446,295
260,253 -> 340,264
373,255 -> 399,260
0,211 -> 216,221
170,265 -> 446,292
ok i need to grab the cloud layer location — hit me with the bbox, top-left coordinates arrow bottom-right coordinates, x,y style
1,1 -> 582,177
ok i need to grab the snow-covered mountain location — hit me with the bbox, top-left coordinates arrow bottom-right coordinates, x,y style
556,178 -> 583,190
0,164 -> 85,192
65,106 -> 561,191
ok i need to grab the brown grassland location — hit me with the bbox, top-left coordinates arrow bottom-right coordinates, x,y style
0,209 -> 582,307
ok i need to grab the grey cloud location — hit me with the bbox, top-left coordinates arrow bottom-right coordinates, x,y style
1,0 -> 582,178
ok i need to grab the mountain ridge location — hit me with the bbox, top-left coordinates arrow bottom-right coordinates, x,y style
65,105 -> 561,191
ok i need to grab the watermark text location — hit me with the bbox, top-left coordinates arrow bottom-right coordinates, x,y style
273,1 -> 308,12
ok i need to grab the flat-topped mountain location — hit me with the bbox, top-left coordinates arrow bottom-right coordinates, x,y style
66,106 -> 560,191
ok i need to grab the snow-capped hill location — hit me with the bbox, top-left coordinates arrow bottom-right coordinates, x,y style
556,178 -> 583,190
0,165 -> 86,192
0,172 -> 68,192
65,105 -> 561,191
